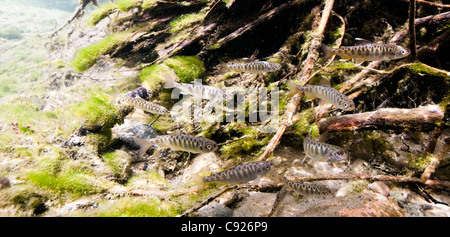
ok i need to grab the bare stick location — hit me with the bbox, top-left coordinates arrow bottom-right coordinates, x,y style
206,1 -> 298,50
318,104 -> 444,133
409,0 -> 417,58
421,135 -> 450,183
292,173 -> 450,189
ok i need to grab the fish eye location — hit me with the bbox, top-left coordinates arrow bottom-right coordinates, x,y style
337,151 -> 344,156
400,50 -> 405,54
207,144 -> 212,150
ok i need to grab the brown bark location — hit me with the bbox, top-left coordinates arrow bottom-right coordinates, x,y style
318,104 -> 445,133
409,0 -> 417,58
292,173 -> 450,190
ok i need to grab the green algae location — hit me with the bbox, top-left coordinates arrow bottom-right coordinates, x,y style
102,150 -> 132,180
85,128 -> 113,153
169,13 -> 206,33
292,107 -> 318,139
140,55 -> 206,92
27,170 -> 105,197
72,91 -> 119,131
0,184 -> 50,216
88,2 -> 117,26
116,0 -> 142,12
71,31 -> 131,72
142,0 -> 160,10
164,56 -> 206,83
220,123 -> 273,159
407,62 -> 450,79
140,64 -> 172,92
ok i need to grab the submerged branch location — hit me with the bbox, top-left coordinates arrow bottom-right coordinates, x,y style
421,133 -> 450,183
318,104 -> 445,133
206,1 -> 298,50
292,173 -> 450,189
409,0 -> 417,58
47,0 -> 98,38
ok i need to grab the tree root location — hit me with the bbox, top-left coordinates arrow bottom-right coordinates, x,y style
318,104 -> 445,133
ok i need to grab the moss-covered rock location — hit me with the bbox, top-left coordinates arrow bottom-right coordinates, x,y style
27,170 -> 105,197
140,55 -> 206,92
220,122 -> 273,160
0,184 -> 50,216
88,2 -> 118,26
71,31 -> 132,72
140,64 -> 172,92
164,56 -> 206,83
85,128 -> 113,153
72,92 -> 119,131
169,13 -> 206,33
102,150 -> 132,181
116,0 -> 143,12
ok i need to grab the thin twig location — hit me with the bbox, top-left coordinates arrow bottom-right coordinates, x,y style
409,0 -> 417,58
206,1 -> 298,50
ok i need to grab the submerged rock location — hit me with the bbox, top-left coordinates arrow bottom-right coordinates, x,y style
196,202 -> 233,217
116,121 -> 156,149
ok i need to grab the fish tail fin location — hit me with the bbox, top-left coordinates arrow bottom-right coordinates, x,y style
190,173 -> 205,196
286,80 -> 301,97
134,137 -> 152,158
320,43 -> 334,63
216,59 -> 229,74
163,70 -> 179,89
111,86 -> 123,100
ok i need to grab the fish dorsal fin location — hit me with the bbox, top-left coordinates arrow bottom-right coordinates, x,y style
308,125 -> 327,142
316,130 -> 329,143
354,38 -> 372,46
315,76 -> 331,87
239,57 -> 255,63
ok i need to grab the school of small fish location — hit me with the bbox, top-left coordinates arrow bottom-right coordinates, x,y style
100,36 -> 410,207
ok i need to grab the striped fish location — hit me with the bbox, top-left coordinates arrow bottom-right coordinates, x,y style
224,60 -> 281,73
282,178 -> 331,195
191,161 -> 274,195
164,72 -> 232,101
321,38 -> 410,65
286,80 -> 355,111
303,135 -> 349,162
134,134 -> 218,157
114,87 -> 169,115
